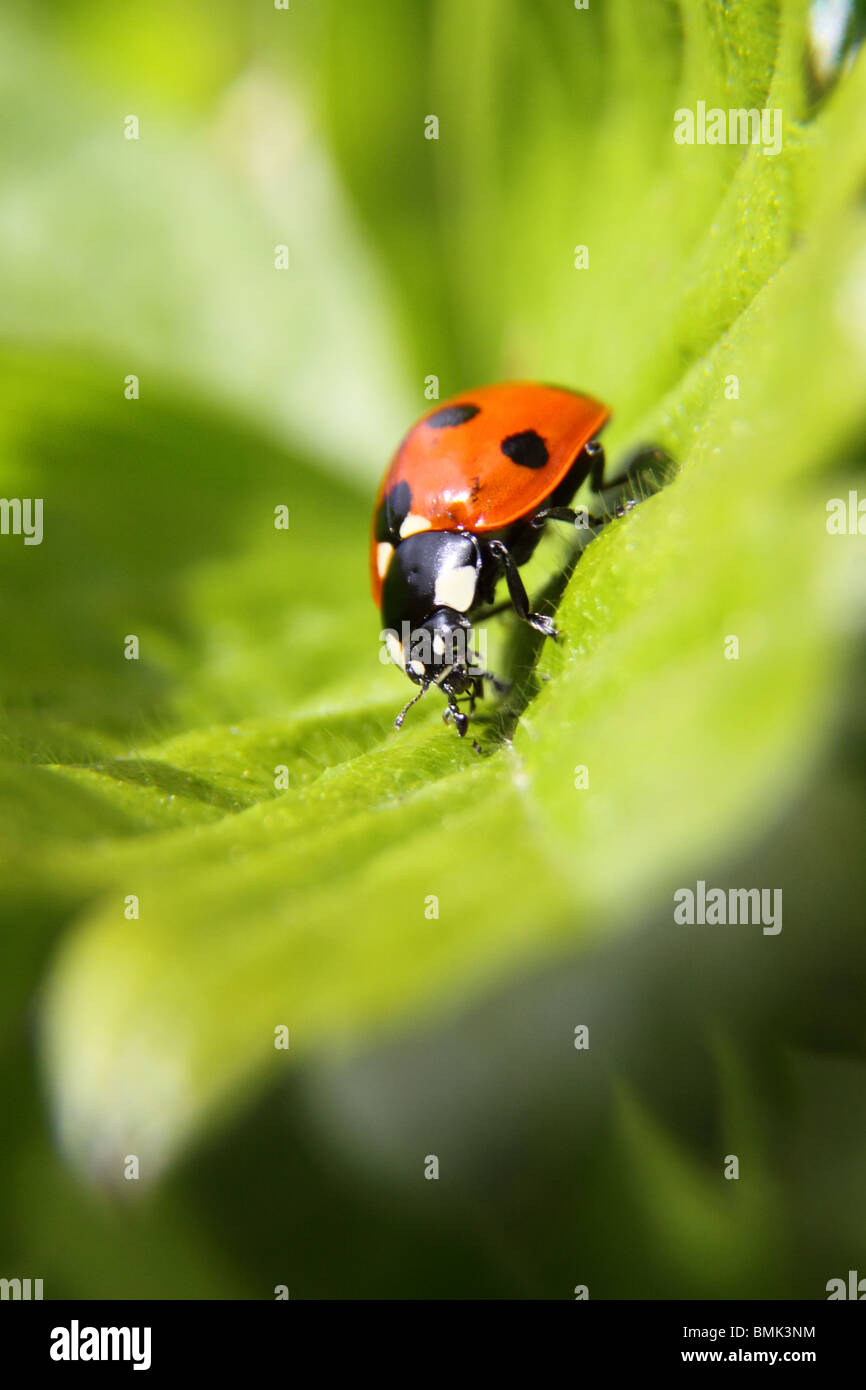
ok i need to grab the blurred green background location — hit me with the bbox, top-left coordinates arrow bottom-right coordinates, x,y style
1,0 -> 865,1299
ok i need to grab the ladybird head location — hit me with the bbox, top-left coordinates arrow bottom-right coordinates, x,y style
384,603 -> 476,691
403,606 -> 475,686
381,530 -> 481,684
381,530 -> 483,730
389,606 -> 477,733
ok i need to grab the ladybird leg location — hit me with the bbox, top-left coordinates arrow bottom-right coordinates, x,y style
468,597 -> 513,622
590,441 -> 673,494
470,666 -> 509,695
530,504 -> 605,532
459,680 -> 478,715
394,682 -> 428,730
442,695 -> 469,737
486,539 -> 559,639
586,440 -> 607,492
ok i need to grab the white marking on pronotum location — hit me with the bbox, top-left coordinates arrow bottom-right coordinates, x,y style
399,513 -> 432,538
434,564 -> 476,612
386,632 -> 405,669
409,659 -> 425,677
377,541 -> 394,579
432,633 -> 446,658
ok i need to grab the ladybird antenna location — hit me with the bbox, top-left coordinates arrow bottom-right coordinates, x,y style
394,682 -> 428,729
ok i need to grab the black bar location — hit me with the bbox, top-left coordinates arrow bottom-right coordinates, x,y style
1,1299 -> 861,1374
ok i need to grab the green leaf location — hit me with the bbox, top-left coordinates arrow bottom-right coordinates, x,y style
0,0 -> 862,1186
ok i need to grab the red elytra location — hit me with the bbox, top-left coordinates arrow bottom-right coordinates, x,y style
370,382 -> 610,604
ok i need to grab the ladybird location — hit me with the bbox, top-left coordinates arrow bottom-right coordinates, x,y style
372,382 -> 658,737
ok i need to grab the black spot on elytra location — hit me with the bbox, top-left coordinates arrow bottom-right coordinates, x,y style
426,403 -> 480,429
501,429 -> 549,470
375,479 -> 412,542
